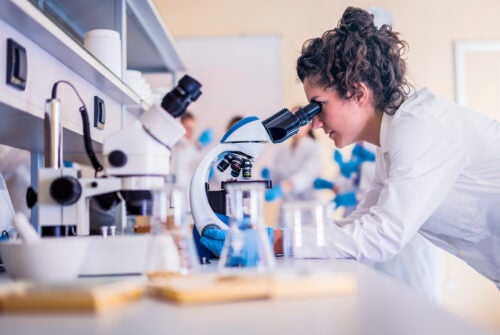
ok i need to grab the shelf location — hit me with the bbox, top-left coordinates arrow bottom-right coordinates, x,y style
21,0 -> 187,74
0,0 -> 140,106
0,0 -> 182,160
126,0 -> 187,73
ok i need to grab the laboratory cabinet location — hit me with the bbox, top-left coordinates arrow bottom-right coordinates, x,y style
0,0 -> 186,162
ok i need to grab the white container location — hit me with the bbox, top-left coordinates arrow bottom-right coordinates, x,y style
0,237 -> 88,282
84,29 -> 122,77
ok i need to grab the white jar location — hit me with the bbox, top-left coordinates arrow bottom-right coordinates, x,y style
84,29 -> 122,77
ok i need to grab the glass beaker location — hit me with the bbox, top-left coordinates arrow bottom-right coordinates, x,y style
218,182 -> 275,273
279,201 -> 334,259
146,185 -> 199,276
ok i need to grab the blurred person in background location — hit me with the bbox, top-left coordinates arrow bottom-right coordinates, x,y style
171,112 -> 213,201
0,144 -> 28,240
314,141 -> 376,216
0,145 -> 30,218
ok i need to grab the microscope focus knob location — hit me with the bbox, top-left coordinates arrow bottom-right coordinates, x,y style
108,150 -> 127,167
50,176 -> 82,206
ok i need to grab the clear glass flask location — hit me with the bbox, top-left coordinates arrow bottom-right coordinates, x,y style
218,182 -> 275,273
146,185 -> 199,276
279,201 -> 334,259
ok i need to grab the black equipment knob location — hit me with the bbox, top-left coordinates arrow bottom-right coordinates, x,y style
49,176 -> 82,206
108,150 -> 127,167
26,186 -> 37,209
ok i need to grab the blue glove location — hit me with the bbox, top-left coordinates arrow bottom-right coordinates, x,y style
260,167 -> 271,180
265,184 -> 283,201
198,213 -> 230,256
333,191 -> 357,208
340,160 -> 360,178
197,128 -> 213,148
334,149 -> 360,178
352,143 -> 375,162
333,149 -> 344,165
200,227 -> 228,256
313,178 -> 334,190
224,227 -> 274,267
199,226 -> 274,267
1,229 -> 10,242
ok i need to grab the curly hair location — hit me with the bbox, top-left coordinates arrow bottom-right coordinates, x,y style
296,7 -> 411,115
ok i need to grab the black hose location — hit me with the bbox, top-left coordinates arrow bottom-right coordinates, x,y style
51,80 -> 103,175
79,105 -> 103,173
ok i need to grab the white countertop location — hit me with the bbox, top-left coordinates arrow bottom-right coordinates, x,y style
0,259 -> 496,335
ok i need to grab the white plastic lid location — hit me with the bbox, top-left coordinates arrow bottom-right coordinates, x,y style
85,29 -> 120,40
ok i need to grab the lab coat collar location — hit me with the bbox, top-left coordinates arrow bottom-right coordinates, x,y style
379,89 -> 427,154
379,112 -> 391,154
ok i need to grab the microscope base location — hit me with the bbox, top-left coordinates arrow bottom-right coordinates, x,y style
79,235 -> 152,276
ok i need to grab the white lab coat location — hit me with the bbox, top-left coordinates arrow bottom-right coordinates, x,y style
272,136 -> 323,201
0,172 -> 15,233
321,88 -> 500,289
171,137 -> 205,209
343,144 -> 442,300
0,145 -> 30,217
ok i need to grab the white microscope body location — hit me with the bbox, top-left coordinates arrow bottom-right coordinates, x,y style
36,75 -> 202,237
190,117 -> 272,234
190,102 -> 322,236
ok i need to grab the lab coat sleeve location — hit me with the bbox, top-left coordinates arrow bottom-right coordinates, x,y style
324,111 -> 467,261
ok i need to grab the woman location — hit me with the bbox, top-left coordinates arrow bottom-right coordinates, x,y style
296,7 -> 500,288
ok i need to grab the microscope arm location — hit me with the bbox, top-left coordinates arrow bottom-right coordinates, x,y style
190,102 -> 322,237
190,141 -> 267,234
190,143 -> 242,233
76,177 -> 122,235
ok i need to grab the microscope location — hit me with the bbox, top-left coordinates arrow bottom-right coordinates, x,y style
33,75 -> 202,237
190,101 -> 322,238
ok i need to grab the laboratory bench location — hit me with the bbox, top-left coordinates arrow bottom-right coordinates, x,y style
0,259 -> 496,335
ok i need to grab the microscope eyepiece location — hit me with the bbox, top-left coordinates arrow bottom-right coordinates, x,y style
262,101 -> 322,143
161,75 -> 202,118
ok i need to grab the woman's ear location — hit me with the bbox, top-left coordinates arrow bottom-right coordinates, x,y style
355,82 -> 371,106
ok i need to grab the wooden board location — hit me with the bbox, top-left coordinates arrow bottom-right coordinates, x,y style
147,271 -> 356,305
0,279 -> 144,313
148,273 -> 270,305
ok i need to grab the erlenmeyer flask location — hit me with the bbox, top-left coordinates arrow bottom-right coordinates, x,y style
146,185 -> 199,276
218,182 -> 275,273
